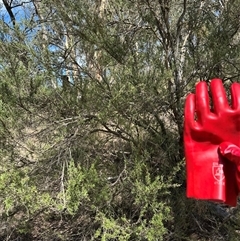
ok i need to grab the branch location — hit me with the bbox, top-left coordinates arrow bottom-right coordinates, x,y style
176,0 -> 187,41
2,0 -> 15,26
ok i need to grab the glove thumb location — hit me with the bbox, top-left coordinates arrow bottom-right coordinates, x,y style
219,142 -> 240,171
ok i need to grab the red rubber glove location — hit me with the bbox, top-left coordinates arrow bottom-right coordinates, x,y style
184,79 -> 240,206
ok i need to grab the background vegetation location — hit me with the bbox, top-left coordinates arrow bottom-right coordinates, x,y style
0,0 -> 240,240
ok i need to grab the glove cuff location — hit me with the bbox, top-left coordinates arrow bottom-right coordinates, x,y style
219,142 -> 240,170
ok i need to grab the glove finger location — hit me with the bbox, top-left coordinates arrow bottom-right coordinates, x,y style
219,142 -> 240,170
231,82 -> 240,110
210,79 -> 229,114
195,81 -> 210,123
184,93 -> 200,130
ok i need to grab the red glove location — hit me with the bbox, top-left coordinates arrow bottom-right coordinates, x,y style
184,78 -> 240,206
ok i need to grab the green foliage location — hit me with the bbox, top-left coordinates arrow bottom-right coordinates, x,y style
0,165 -> 52,217
64,160 -> 110,215
93,155 -> 181,240
95,214 -> 132,241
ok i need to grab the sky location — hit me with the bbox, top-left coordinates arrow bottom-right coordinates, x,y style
0,0 -> 34,23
